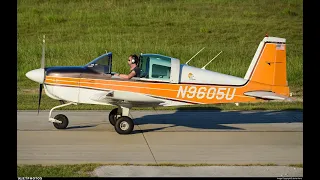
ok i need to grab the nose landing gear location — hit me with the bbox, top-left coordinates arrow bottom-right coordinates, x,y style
48,101 -> 77,129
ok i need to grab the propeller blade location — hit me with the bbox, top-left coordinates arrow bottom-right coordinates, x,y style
41,35 -> 45,69
37,84 -> 43,115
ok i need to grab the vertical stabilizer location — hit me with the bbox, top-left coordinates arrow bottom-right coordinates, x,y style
244,37 -> 288,87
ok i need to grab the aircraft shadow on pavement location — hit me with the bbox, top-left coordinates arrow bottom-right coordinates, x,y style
66,125 -> 97,129
63,107 -> 302,133
131,107 -> 302,133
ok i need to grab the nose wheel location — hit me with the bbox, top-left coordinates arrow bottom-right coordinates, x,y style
53,114 -> 69,129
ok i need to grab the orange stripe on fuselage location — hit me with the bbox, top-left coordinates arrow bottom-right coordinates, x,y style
45,76 -> 272,104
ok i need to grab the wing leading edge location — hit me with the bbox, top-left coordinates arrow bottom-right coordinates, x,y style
89,91 -> 164,107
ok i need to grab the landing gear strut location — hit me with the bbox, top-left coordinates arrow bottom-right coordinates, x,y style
109,106 -> 134,134
48,101 -> 76,129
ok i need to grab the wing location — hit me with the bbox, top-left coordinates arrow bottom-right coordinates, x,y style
244,91 -> 293,101
89,91 -> 164,107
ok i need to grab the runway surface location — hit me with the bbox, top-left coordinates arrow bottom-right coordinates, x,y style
93,166 -> 303,177
17,110 -> 303,165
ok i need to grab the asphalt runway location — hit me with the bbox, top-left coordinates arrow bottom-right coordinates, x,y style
17,110 -> 303,165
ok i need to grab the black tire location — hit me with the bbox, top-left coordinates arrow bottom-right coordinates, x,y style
53,114 -> 69,129
109,108 -> 120,126
114,116 -> 134,134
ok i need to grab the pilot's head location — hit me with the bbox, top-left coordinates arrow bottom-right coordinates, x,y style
128,54 -> 139,66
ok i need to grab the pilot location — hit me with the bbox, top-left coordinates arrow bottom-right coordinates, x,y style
115,54 -> 141,79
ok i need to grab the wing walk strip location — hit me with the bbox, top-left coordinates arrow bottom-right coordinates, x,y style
45,76 -> 255,104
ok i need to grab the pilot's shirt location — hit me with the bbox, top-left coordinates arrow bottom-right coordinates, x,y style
132,66 -> 141,77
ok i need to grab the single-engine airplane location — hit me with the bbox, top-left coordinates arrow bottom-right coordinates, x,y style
25,35 -> 292,134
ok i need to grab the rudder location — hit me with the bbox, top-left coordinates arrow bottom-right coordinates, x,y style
244,37 -> 288,87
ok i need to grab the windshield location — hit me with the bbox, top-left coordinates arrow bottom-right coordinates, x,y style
85,53 -> 112,74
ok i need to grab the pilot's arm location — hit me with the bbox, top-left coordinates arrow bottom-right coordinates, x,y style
115,71 -> 136,80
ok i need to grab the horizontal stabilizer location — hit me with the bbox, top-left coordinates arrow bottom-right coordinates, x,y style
244,91 -> 292,101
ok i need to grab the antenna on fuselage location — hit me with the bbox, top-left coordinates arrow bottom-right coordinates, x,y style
201,51 -> 223,70
185,47 -> 205,65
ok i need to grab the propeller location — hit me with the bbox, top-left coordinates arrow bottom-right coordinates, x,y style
38,84 -> 43,114
38,35 -> 46,115
41,35 -> 45,68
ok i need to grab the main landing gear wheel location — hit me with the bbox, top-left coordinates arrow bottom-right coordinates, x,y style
109,108 -> 120,126
114,116 -> 134,135
53,114 -> 69,129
